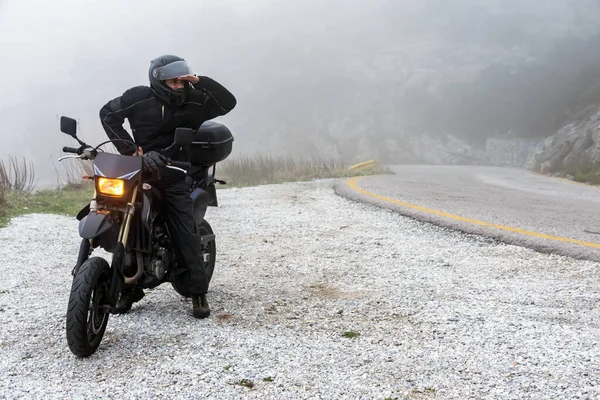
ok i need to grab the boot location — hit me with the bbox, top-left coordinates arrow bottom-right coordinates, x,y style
192,294 -> 210,319
114,286 -> 145,314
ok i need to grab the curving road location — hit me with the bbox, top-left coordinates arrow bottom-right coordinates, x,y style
336,165 -> 600,261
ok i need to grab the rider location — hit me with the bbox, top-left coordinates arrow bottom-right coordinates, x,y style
99,55 -> 236,319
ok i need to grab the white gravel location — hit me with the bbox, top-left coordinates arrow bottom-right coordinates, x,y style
0,179 -> 599,399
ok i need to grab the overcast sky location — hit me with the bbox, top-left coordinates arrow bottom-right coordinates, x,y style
0,0 -> 597,186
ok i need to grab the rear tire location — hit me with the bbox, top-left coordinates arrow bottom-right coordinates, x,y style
171,220 -> 216,297
199,220 -> 216,284
66,257 -> 111,358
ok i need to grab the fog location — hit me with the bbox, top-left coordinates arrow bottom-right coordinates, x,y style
1,0 -> 600,186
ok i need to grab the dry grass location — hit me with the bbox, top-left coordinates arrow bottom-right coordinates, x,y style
0,156 -> 37,224
217,154 -> 391,187
58,159 -> 94,190
0,156 -> 95,227
0,156 -> 37,210
0,153 -> 391,227
0,156 -> 36,196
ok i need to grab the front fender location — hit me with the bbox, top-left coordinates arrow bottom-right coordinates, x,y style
79,212 -> 115,239
76,204 -> 90,221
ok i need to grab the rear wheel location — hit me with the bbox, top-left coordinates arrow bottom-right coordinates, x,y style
199,220 -> 216,284
171,219 -> 216,297
66,257 -> 111,358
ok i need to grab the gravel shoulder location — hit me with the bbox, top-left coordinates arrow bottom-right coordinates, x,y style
0,179 -> 599,399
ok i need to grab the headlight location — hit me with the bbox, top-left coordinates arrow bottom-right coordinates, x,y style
97,177 -> 125,197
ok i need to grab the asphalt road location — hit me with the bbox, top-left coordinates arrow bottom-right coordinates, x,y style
336,165 -> 600,261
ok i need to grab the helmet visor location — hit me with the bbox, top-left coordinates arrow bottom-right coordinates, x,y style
152,61 -> 193,80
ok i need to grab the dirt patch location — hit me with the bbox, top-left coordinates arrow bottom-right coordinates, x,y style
308,283 -> 363,300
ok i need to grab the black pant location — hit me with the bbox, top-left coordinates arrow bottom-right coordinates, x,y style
157,177 -> 208,296
120,170 -> 208,297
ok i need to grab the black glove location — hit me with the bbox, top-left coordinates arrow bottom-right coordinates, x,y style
142,151 -> 167,172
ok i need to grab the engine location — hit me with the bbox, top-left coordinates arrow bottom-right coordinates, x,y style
139,221 -> 174,288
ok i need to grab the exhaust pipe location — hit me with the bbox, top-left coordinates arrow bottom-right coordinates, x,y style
123,251 -> 144,284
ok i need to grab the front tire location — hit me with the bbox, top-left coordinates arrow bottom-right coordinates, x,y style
66,257 -> 111,357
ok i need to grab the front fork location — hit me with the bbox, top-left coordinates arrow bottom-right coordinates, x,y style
107,189 -> 139,310
72,190 -> 98,276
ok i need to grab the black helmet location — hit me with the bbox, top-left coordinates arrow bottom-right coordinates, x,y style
148,55 -> 193,105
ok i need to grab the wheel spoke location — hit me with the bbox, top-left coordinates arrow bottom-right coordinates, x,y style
87,282 -> 108,337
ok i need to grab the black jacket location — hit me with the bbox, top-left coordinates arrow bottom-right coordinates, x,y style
99,76 -> 236,155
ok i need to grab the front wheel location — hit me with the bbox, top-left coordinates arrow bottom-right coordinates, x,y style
66,257 -> 111,358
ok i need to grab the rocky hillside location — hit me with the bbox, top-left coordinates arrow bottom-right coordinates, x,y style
530,106 -> 600,183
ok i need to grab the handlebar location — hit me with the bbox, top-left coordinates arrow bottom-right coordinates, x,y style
62,146 -> 80,154
167,160 -> 191,169
60,141 -> 192,174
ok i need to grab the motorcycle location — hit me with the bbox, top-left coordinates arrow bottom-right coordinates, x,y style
58,116 -> 233,357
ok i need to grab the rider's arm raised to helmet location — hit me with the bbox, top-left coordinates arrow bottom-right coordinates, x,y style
99,87 -> 148,155
187,75 -> 237,119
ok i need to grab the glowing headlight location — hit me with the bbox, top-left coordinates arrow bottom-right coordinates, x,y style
97,178 -> 125,197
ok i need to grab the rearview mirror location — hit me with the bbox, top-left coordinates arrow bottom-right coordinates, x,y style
60,116 -> 78,138
174,127 -> 195,146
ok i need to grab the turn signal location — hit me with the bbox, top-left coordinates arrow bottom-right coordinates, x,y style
97,177 -> 125,197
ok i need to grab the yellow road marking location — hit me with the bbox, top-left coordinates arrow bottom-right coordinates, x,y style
346,176 -> 600,249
